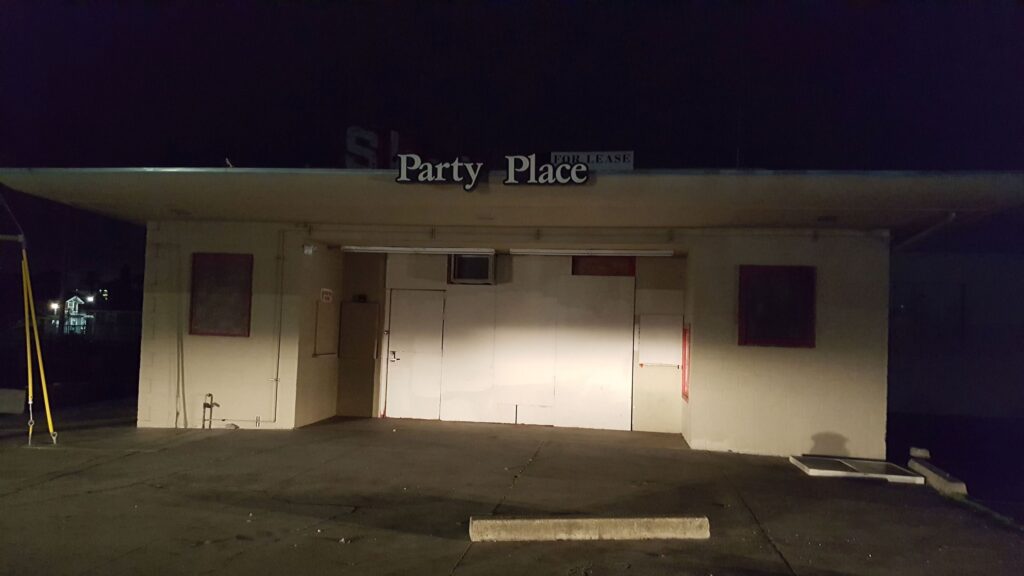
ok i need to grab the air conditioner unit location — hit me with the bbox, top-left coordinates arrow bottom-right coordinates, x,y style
448,254 -> 495,285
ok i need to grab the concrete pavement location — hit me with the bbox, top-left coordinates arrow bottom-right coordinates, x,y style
1,417 -> 1021,575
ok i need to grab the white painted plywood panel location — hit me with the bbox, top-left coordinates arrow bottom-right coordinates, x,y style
515,404 -> 555,426
493,256 -> 565,408
554,274 -> 635,431
639,314 -> 683,367
440,285 -> 515,424
386,253 -> 447,290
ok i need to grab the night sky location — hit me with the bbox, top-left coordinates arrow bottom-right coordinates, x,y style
2,1 -> 1023,282
3,1 -> 1023,171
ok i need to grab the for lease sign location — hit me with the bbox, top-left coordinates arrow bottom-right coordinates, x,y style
551,151 -> 633,172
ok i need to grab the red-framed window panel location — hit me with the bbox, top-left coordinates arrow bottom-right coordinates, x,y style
737,265 -> 816,348
571,256 -> 636,276
189,253 -> 254,337
681,325 -> 691,401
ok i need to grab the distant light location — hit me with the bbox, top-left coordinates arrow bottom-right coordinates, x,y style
85,296 -> 95,303
49,302 -> 60,311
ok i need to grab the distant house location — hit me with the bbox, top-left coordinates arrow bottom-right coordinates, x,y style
44,291 -> 139,341
62,295 -> 91,335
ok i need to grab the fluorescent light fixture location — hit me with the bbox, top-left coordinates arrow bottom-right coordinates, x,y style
341,246 -> 495,255
508,249 -> 675,257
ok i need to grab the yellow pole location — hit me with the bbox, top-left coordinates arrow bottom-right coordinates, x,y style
22,249 -> 57,444
22,255 -> 34,445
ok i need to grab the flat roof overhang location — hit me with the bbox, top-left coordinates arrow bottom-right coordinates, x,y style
1,168 -> 1022,231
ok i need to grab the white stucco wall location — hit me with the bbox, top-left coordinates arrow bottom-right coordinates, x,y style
686,233 -> 890,458
137,222 -> 889,455
293,243 -> 343,427
137,221 -> 312,430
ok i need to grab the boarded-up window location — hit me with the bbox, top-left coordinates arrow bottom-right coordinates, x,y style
571,256 -> 636,276
189,253 -> 254,337
738,265 -> 815,348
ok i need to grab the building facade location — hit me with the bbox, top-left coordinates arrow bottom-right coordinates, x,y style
4,168 -> 1022,459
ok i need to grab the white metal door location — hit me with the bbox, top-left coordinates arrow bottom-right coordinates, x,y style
384,289 -> 445,420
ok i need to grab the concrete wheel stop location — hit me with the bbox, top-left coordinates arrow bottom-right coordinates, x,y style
468,516 -> 711,542
907,457 -> 968,497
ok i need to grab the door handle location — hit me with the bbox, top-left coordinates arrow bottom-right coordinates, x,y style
389,351 -> 399,363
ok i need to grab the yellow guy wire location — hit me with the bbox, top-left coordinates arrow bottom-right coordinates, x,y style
22,248 -> 57,444
22,253 -> 34,444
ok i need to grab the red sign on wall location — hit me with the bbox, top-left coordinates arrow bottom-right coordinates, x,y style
682,325 -> 691,401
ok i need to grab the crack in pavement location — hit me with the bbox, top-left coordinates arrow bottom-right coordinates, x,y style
492,440 -> 546,516
0,431 -> 227,501
449,542 -> 473,576
0,450 -> 140,499
734,487 -> 797,576
0,428 -> 353,505
449,440 -> 547,575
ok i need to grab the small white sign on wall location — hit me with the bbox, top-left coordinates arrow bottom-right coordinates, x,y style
320,288 -> 334,304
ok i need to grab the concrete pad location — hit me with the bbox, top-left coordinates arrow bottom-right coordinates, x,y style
1,415 -> 1022,575
468,516 -> 710,542
909,457 -> 969,497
